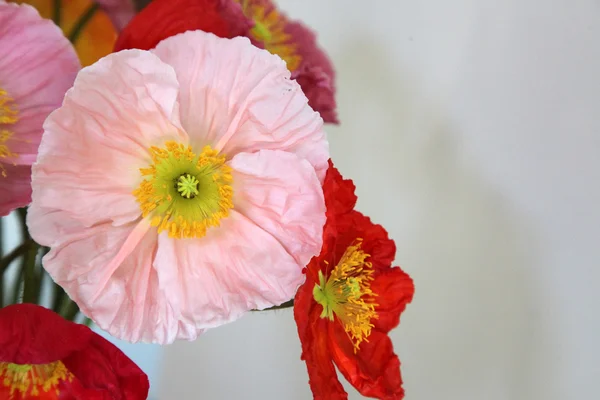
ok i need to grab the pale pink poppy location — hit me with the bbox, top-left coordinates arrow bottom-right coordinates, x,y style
95,0 -> 137,31
28,30 -> 329,344
0,2 -> 80,216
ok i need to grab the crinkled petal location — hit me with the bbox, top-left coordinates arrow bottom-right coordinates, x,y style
114,0 -> 252,51
30,49 -> 186,229
0,2 -> 79,164
63,333 -> 149,399
330,324 -> 405,400
152,30 -> 329,181
0,304 -> 91,364
230,150 -> 325,267
284,17 -> 338,124
151,209 -> 306,337
0,164 -> 31,216
323,161 -> 356,220
29,202 -> 179,343
372,268 -> 415,333
294,282 -> 347,400
0,305 -> 149,399
329,211 -> 396,271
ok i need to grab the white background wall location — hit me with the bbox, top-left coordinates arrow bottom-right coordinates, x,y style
4,0 -> 600,399
156,0 -> 600,398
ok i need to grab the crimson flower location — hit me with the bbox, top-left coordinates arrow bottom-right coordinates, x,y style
294,163 -> 415,399
114,0 -> 338,124
0,304 -> 149,399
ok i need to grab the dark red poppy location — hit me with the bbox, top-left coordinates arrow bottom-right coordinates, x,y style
0,304 -> 149,399
114,0 -> 338,124
294,164 -> 414,399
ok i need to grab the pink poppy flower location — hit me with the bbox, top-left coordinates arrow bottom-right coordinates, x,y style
28,30 -> 329,344
115,0 -> 339,124
0,2 -> 79,216
95,0 -> 137,31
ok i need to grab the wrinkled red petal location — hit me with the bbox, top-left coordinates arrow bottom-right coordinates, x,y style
114,0 -> 252,51
325,211 -> 396,271
62,334 -> 149,400
330,323 -> 405,400
0,304 -> 148,399
0,304 -> 91,364
286,20 -> 338,124
372,267 -> 415,333
323,161 -> 357,221
294,279 -> 347,400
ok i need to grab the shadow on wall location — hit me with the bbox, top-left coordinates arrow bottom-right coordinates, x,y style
157,36 -> 543,400
329,36 -> 541,400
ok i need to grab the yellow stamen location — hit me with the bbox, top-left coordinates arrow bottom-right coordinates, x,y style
313,239 -> 378,353
0,88 -> 18,177
133,141 -> 234,239
236,0 -> 302,71
0,361 -> 73,396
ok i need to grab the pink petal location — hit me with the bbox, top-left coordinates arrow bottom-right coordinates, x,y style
28,205 -> 180,344
230,150 -> 325,267
152,30 -> 329,181
30,49 -> 186,228
152,209 -> 307,335
0,2 -> 79,165
95,0 -> 137,31
0,164 -> 31,216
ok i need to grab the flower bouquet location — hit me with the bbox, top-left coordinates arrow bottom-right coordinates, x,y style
0,0 -> 414,399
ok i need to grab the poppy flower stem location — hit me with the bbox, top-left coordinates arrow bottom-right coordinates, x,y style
68,3 -> 99,44
254,299 -> 294,311
16,208 -> 40,304
0,241 -> 31,307
53,0 -> 61,26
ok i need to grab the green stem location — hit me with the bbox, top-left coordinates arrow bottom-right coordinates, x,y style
0,242 -> 31,274
0,217 -> 3,307
0,241 -> 31,307
254,299 -> 294,311
0,216 -> 4,259
21,241 -> 40,304
16,207 -> 40,304
11,265 -> 24,304
52,282 -> 67,314
59,298 -> 80,322
53,0 -> 61,26
68,3 -> 99,44
134,0 -> 153,12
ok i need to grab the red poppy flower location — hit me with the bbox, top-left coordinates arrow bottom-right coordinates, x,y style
114,0 -> 338,124
0,304 -> 149,399
294,164 -> 414,400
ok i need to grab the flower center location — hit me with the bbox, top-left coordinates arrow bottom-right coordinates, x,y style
177,173 -> 200,199
236,0 -> 302,71
0,361 -> 73,397
312,239 -> 379,353
0,88 -> 19,177
134,141 -> 234,239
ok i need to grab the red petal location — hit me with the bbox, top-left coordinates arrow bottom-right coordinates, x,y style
329,323 -> 405,400
0,304 -> 91,364
62,334 -> 149,399
324,211 -> 396,271
285,19 -> 338,124
372,268 -> 415,333
294,279 -> 347,400
323,161 -> 357,221
114,0 -> 253,51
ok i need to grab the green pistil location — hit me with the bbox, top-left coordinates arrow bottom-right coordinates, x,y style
177,174 -> 199,199
252,20 -> 272,42
313,270 -> 336,321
